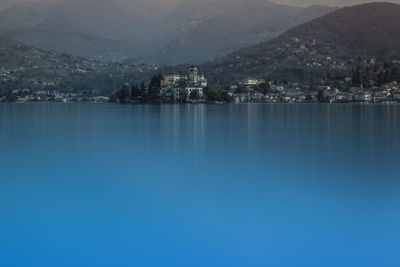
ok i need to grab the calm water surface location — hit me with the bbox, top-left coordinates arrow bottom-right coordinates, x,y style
1,103 -> 400,266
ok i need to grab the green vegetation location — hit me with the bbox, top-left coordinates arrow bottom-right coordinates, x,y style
203,84 -> 233,102
110,74 -> 162,104
0,37 -> 158,97
203,3 -> 400,83
189,90 -> 200,101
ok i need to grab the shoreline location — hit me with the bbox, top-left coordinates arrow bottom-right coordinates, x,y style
1,101 -> 399,105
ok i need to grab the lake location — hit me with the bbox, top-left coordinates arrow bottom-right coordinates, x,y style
1,103 -> 400,266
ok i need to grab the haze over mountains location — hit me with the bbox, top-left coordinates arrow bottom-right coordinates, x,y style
0,0 -> 336,63
2,0 -> 400,11
136,0 -> 336,64
272,0 -> 400,7
1,0 -> 399,68
204,2 -> 400,81
2,1 -> 400,96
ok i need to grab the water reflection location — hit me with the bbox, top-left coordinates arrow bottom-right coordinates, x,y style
0,103 -> 400,267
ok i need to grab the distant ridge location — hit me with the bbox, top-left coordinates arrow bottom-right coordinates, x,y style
280,2 -> 400,57
204,2 -> 400,81
0,0 -> 336,63
0,36 -> 156,95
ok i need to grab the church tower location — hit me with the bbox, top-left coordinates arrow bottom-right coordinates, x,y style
189,66 -> 198,84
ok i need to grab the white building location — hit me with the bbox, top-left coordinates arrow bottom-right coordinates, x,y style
161,73 -> 187,87
185,87 -> 203,97
243,77 -> 258,86
161,66 -> 207,101
189,66 -> 199,83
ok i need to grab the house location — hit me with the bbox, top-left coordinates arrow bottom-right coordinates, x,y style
161,73 -> 187,87
354,91 -> 372,102
243,77 -> 258,86
161,66 -> 207,102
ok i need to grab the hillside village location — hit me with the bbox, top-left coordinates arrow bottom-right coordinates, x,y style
205,2 -> 400,83
2,2 -> 400,104
1,37 -> 400,104
2,10 -> 400,104
0,37 -> 160,102
105,61 -> 400,104
3,60 -> 400,104
227,77 -> 400,104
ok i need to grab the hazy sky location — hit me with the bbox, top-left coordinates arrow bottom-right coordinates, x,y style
0,0 -> 40,10
1,0 -> 399,11
272,0 -> 400,7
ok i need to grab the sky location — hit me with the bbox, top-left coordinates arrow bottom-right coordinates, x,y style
273,0 -> 400,7
0,0 -> 39,10
1,0 -> 400,11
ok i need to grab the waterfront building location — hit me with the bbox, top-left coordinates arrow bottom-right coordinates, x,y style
161,66 -> 207,101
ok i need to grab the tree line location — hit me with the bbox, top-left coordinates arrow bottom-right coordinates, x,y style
110,74 -> 233,104
110,74 -> 163,104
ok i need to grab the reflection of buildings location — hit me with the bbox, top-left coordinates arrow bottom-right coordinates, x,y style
161,66 -> 208,102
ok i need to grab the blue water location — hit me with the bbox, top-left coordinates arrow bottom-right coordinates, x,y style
1,103 -> 400,267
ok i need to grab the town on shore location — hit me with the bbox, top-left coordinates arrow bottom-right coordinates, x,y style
2,65 -> 400,104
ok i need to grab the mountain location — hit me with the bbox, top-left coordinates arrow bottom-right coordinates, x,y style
0,0 -> 41,11
272,0 -> 400,7
0,0 -> 181,38
4,30 -> 142,62
0,0 -> 336,63
203,2 -> 400,82
0,0 -> 178,61
133,0 -> 337,64
0,36 -> 157,95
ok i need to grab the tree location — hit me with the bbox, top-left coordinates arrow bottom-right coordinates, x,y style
392,64 -> 400,82
180,89 -> 188,103
140,81 -> 147,102
220,91 -> 232,103
148,74 -> 162,89
309,77 -> 316,91
148,74 -> 162,102
384,70 -> 391,84
317,90 -> 329,103
115,84 -> 130,103
189,89 -> 200,101
352,68 -> 362,86
259,82 -> 271,95
377,71 -> 385,86
305,95 -> 313,102
234,86 -> 245,94
131,84 -> 141,99
109,93 -> 119,103
204,84 -> 220,101
140,81 -> 146,91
